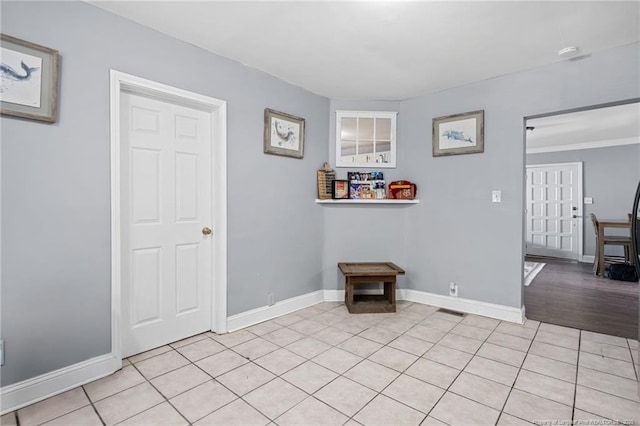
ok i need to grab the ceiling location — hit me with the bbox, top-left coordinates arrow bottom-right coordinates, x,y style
527,102 -> 640,151
89,1 -> 639,101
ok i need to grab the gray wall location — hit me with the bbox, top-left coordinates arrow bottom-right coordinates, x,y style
323,100 -> 410,292
321,43 -> 640,309
1,2 -> 328,386
400,43 -> 639,308
527,144 -> 640,257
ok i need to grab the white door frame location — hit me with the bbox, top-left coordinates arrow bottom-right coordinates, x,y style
525,161 -> 584,261
110,70 -> 228,361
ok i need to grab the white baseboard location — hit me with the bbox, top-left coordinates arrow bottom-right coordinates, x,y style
323,289 -> 343,302
402,289 -> 524,323
226,290 -> 324,332
0,354 -> 121,415
581,255 -> 595,263
324,288 -> 523,323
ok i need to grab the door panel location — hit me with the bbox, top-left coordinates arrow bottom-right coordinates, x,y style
121,92 -> 213,357
526,163 -> 582,260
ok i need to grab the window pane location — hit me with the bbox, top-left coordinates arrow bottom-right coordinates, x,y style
376,140 -> 391,154
359,118 -> 374,139
360,140 -> 374,154
375,118 -> 391,140
341,140 -> 356,157
341,117 -> 357,140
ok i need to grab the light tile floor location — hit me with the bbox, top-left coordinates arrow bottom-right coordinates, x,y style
3,301 -> 639,426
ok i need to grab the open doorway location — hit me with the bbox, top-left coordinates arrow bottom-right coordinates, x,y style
522,100 -> 640,338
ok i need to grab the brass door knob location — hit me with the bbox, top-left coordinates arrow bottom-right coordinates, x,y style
202,227 -> 212,235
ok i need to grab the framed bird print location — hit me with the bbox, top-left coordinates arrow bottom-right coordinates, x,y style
264,108 -> 305,159
1,34 -> 59,123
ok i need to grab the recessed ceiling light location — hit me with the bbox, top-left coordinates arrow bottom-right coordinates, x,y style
558,47 -> 579,58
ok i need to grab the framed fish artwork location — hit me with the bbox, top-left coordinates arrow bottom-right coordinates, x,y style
1,34 -> 59,123
263,108 -> 305,159
432,110 -> 484,157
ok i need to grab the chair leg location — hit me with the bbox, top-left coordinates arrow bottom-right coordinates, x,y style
596,241 -> 605,277
623,245 -> 630,264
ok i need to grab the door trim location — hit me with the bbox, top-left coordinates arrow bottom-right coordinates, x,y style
525,161 -> 584,261
110,70 -> 228,361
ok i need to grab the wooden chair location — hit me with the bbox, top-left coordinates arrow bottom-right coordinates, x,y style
590,213 -> 632,276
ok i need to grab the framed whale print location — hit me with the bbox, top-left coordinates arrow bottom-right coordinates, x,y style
1,34 -> 59,123
264,108 -> 305,159
433,110 -> 484,157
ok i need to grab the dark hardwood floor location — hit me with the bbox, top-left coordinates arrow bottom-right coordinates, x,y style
524,257 -> 638,339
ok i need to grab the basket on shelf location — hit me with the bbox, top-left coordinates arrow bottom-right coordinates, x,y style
317,162 -> 336,200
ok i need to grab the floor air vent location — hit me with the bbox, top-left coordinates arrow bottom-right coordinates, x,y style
436,308 -> 465,317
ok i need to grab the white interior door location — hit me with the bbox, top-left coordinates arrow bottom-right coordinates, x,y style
121,92 -> 213,357
526,163 -> 583,260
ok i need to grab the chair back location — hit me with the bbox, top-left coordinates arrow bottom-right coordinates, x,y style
590,213 -> 599,236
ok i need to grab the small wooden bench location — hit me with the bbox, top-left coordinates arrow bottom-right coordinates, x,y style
338,262 -> 405,314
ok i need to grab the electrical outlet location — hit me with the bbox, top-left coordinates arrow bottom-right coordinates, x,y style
449,282 -> 458,297
267,292 -> 275,306
0,340 -> 4,366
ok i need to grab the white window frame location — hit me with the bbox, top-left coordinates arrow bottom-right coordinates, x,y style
335,110 -> 398,168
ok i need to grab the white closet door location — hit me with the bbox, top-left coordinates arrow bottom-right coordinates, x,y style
121,92 -> 213,357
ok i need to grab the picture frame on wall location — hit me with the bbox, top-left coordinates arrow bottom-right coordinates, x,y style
432,110 -> 484,157
332,179 -> 350,199
264,108 -> 305,159
1,34 -> 59,123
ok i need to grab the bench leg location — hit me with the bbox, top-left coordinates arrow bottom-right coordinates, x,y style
345,278 -> 354,313
383,281 -> 396,306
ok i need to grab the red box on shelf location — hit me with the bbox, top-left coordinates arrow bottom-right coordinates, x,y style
388,181 -> 417,200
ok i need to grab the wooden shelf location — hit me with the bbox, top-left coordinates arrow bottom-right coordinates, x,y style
315,199 -> 419,204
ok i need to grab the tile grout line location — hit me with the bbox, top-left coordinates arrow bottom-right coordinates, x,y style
172,351 -> 254,424
421,335 -> 493,424
282,307 -> 440,424
122,343 -> 243,425
127,356 -> 192,426
80,386 -> 106,426
18,387 -> 106,426
199,336 -> 295,424
307,311 -> 540,424
344,315 -> 452,423
219,310 -> 363,424
154,339 -> 280,425
493,319 -> 541,425
267,307 -> 397,423
404,313 -> 501,424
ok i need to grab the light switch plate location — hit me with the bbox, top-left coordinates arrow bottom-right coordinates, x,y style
492,190 -> 502,203
584,197 -> 593,204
